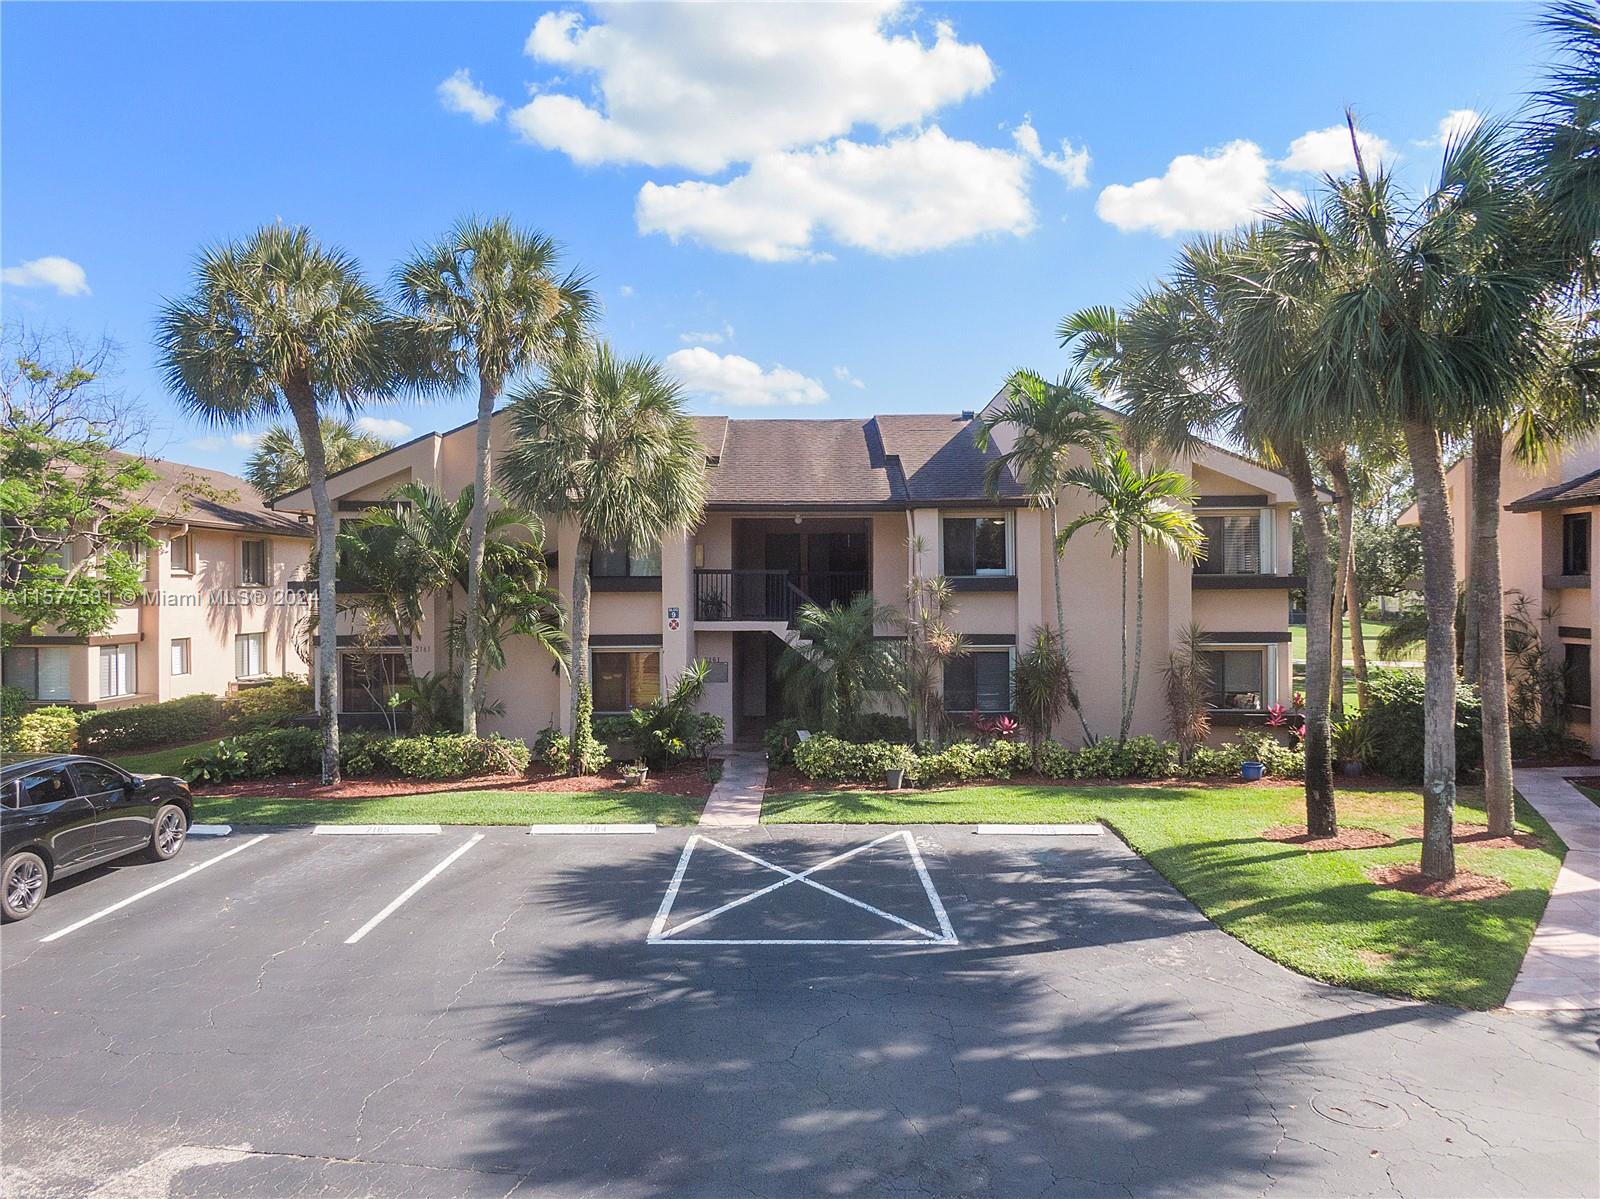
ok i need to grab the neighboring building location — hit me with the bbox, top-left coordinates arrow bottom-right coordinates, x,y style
1402,436 -> 1600,758
273,396 -> 1307,746
2,458 -> 312,710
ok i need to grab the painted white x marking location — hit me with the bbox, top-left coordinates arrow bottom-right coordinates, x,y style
647,830 -> 958,946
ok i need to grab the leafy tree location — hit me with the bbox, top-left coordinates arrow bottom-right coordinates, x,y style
1057,448 -> 1203,743
396,217 -> 595,734
157,225 -> 414,784
777,593 -> 905,733
501,343 -> 705,770
242,417 -> 393,500
1013,626 -> 1069,770
976,368 -> 1115,742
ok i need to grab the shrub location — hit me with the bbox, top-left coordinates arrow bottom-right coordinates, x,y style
1362,667 -> 1482,783
763,718 -> 810,767
1187,742 -> 1248,779
222,676 -> 313,733
569,685 -> 606,774
625,660 -> 723,769
78,694 -> 223,752
1041,735 -> 1177,780
1236,731 -> 1305,779
792,734 -> 915,783
182,727 -> 320,784
0,685 -> 27,739
533,725 -> 606,775
339,730 -> 388,776
592,715 -> 636,744
375,734 -> 530,780
907,738 -> 1031,787
7,706 -> 80,755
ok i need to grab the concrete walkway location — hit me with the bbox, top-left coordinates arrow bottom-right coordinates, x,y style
1506,766 -> 1600,1012
698,748 -> 766,827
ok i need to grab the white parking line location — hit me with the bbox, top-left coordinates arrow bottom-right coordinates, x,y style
313,824 -> 441,835
39,835 -> 269,943
344,833 -> 484,945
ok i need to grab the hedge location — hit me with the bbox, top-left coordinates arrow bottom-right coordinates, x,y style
5,706 -> 81,755
182,729 -> 531,785
221,676 -> 314,733
77,694 -> 223,752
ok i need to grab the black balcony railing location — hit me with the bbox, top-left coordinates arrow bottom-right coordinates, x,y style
694,569 -> 869,622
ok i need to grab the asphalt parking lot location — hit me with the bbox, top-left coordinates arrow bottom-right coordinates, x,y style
3,823 -> 1597,1198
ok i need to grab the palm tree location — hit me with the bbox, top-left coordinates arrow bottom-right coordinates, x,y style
500,343 -> 706,768
157,225 -> 408,784
447,545 -> 569,716
396,217 -> 595,735
242,417 -> 393,500
1057,448 -> 1203,742
778,594 -> 906,733
976,368 -> 1115,742
897,565 -> 967,748
1526,1 -> 1600,285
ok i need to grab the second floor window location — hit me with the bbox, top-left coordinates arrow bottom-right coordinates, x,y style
171,638 -> 191,677
1562,513 -> 1590,576
241,539 -> 268,585
1196,513 -> 1262,575
591,539 -> 661,578
170,533 -> 193,574
942,515 -> 1010,576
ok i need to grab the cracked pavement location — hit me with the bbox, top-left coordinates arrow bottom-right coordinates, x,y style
2,824 -> 1596,1197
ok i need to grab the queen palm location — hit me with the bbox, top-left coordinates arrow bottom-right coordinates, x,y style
242,417 -> 393,501
976,368 -> 1115,741
500,344 -> 706,768
157,225 -> 407,784
1057,448 -> 1203,742
396,216 -> 595,734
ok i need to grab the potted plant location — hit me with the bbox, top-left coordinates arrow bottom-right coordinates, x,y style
1240,759 -> 1267,782
1333,715 -> 1373,777
885,764 -> 906,790
620,759 -> 649,787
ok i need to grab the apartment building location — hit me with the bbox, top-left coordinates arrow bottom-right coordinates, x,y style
273,396 -> 1306,746
3,458 -> 311,710
1403,436 -> 1600,758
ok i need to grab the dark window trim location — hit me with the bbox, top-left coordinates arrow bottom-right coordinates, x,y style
1563,512 -> 1591,576
1559,626 -> 1592,640
590,576 -> 663,592
1202,631 -> 1291,644
591,633 -> 664,647
949,576 -> 1018,592
1194,494 -> 1270,508
965,633 -> 1017,646
1193,575 -> 1304,591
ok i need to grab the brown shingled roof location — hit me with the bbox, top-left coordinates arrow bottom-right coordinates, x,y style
874,413 -> 1024,504
120,454 -> 311,536
1506,467 -> 1600,512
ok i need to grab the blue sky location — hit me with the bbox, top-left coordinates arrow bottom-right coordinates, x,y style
2,1 -> 1549,474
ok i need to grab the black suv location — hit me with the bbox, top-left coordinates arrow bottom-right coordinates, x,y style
1,755 -> 193,922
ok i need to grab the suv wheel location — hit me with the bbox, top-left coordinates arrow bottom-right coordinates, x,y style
2,852 -> 48,922
146,804 -> 188,862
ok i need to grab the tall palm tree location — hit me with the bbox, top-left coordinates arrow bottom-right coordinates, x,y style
778,594 -> 906,733
976,368 -> 1115,742
157,225 -> 408,784
242,417 -> 393,500
396,217 -> 595,734
1057,448 -> 1204,742
500,343 -> 706,768
1527,1 -> 1600,285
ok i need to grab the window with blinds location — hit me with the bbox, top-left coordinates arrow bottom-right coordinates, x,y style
1195,513 -> 1262,575
99,644 -> 136,699
3,647 -> 71,702
1202,649 -> 1265,710
235,632 -> 265,679
241,539 -> 268,585
944,650 -> 1013,714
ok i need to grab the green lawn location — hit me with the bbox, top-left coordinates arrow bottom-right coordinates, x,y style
765,782 -> 1563,1009
191,789 -> 706,826
1574,784 -> 1600,810
114,739 -> 223,776
1290,617 -> 1421,665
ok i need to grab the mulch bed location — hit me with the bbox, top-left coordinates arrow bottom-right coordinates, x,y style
195,761 -> 716,802
1402,823 -> 1546,850
1261,825 -> 1396,851
762,766 -> 1300,797
1365,863 -> 1511,902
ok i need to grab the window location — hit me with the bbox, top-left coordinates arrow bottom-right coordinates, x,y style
235,632 -> 265,680
74,761 -> 127,796
1202,649 -> 1266,711
170,533 -> 193,574
944,649 -> 1013,714
2,647 -> 71,702
16,768 -> 74,808
942,515 -> 1011,576
592,649 -> 662,713
339,652 -> 411,713
99,644 -> 136,699
1565,643 -> 1592,710
1196,513 -> 1262,575
591,539 -> 662,578
241,539 -> 268,585
170,638 -> 191,677
119,541 -> 151,581
1563,513 -> 1591,576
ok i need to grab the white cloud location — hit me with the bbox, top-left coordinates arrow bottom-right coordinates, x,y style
833,365 -> 866,390
1,255 -> 89,296
1012,118 -> 1090,188
230,432 -> 262,450
1280,124 -> 1393,175
1096,141 -> 1297,237
1424,108 -> 1483,147
638,127 -> 1033,261
188,436 -> 226,453
438,69 -> 503,124
666,348 -> 828,407
618,284 -> 634,297
356,416 -> 412,440
510,3 -> 994,172
679,322 -> 735,346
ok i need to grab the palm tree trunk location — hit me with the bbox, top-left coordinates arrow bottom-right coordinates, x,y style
1472,421 -> 1515,838
568,533 -> 595,738
1123,539 -> 1147,742
1118,550 -> 1130,742
1285,446 -> 1336,836
1049,508 -> 1095,744
286,388 -> 341,785
1348,564 -> 1370,710
1325,451 -> 1356,720
1402,419 -> 1459,881
461,374 -> 499,736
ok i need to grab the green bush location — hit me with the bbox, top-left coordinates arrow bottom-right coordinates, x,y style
763,718 -> 810,767
592,715 -> 636,744
1187,742 -> 1248,779
221,676 -> 313,733
182,727 -> 320,784
837,712 -> 914,745
533,724 -> 607,775
792,734 -> 916,783
1040,735 -> 1177,780
0,685 -> 27,739
1236,731 -> 1306,779
375,734 -> 530,780
906,738 -> 1031,786
339,730 -> 388,776
1363,667 -> 1482,783
7,706 -> 80,755
78,694 -> 223,752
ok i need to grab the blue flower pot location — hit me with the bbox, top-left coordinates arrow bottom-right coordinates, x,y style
1240,761 -> 1267,782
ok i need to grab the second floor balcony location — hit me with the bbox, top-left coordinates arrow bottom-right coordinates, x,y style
694,568 -> 869,623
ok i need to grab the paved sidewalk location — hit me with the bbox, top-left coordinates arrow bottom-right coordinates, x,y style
1506,767 -> 1600,1012
698,748 -> 766,827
